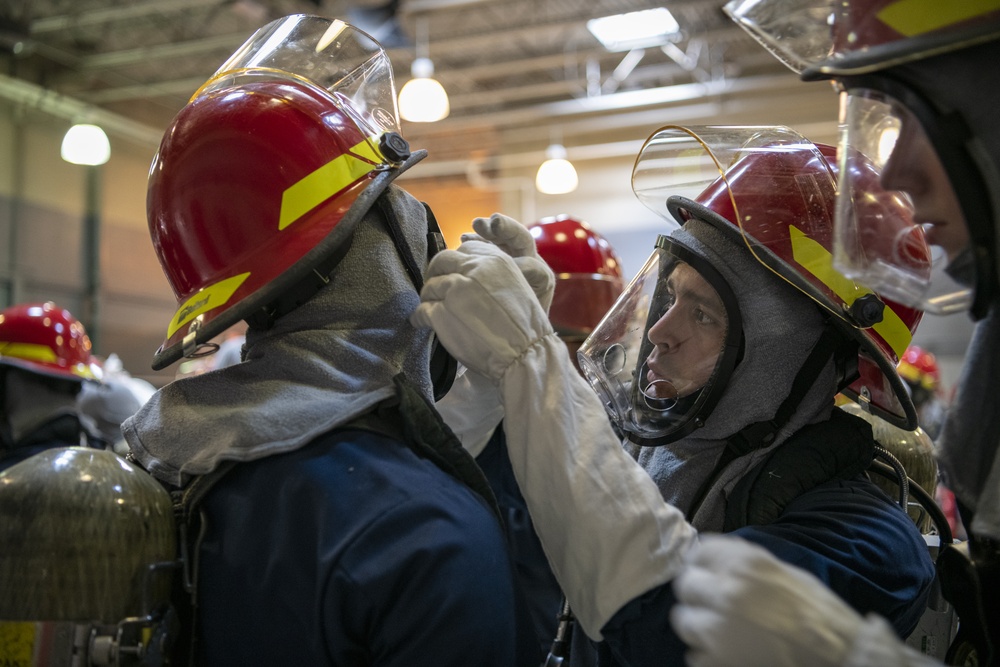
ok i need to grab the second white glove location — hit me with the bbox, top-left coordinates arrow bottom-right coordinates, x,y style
669,534 -> 939,667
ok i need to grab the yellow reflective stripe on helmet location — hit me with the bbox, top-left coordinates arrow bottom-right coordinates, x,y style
0,342 -> 57,363
878,0 -> 1000,38
168,272 -> 251,339
278,137 -> 383,231
788,225 -> 912,357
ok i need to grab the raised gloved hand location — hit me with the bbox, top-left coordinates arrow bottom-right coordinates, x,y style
671,535 -> 935,667
431,213 -> 554,456
412,240 -> 554,382
463,213 -> 555,312
414,234 -> 695,643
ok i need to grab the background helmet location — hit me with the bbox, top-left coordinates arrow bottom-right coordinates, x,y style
529,215 -> 624,341
629,125 -> 926,429
147,15 -> 420,369
898,344 -> 941,393
0,302 -> 100,382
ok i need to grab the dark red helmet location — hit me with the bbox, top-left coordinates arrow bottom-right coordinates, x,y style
529,215 -> 624,338
0,302 -> 100,382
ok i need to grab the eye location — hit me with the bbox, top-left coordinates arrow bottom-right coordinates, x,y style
694,308 -> 716,326
660,291 -> 676,315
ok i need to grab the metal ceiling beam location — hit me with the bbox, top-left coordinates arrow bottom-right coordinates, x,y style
71,13 -> 745,72
80,33 -> 247,70
404,72 -> 814,139
0,73 -> 164,146
30,0 -> 227,33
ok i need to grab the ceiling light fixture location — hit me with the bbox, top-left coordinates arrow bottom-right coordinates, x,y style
60,123 -> 111,166
398,18 -> 449,123
535,143 -> 578,195
587,8 -> 680,52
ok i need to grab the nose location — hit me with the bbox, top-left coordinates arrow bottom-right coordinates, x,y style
647,306 -> 687,350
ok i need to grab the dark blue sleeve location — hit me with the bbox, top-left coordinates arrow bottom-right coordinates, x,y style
731,478 -> 935,637
599,478 -> 935,667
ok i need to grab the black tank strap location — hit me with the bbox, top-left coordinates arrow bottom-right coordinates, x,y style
686,320 -> 858,521
722,408 -> 875,531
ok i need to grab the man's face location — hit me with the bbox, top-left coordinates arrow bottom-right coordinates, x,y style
880,105 -> 969,260
644,261 -> 728,400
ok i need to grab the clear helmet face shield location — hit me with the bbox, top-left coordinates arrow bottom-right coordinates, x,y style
194,15 -> 401,141
832,89 -> 973,314
578,237 -> 742,445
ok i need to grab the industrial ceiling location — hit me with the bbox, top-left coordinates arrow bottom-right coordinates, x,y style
0,0 -> 824,175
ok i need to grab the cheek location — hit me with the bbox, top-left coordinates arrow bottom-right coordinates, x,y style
695,333 -> 724,364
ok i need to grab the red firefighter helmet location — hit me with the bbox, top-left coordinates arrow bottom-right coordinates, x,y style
633,125 -> 927,428
529,215 -> 624,338
146,16 -> 420,370
0,302 -> 100,382
898,345 -> 941,392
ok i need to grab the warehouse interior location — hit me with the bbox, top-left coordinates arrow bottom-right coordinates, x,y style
0,0 -> 976,388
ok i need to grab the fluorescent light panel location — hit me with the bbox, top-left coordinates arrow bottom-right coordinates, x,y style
587,8 -> 680,51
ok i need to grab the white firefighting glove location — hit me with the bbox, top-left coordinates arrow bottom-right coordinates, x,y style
464,212 -> 555,312
413,240 -> 696,640
434,213 -> 555,457
672,535 -> 940,667
414,240 -> 553,380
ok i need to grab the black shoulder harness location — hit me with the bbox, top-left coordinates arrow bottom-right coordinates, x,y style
723,408 -> 876,531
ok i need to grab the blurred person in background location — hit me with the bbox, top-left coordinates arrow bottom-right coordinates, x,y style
898,345 -> 948,441
0,301 -> 104,472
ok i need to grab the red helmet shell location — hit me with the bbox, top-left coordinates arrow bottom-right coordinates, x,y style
148,77 -> 390,367
530,215 -> 625,335
0,302 -> 99,382
674,143 -> 927,428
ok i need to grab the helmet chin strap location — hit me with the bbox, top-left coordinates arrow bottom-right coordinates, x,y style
376,196 -> 455,400
726,319 -> 858,456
